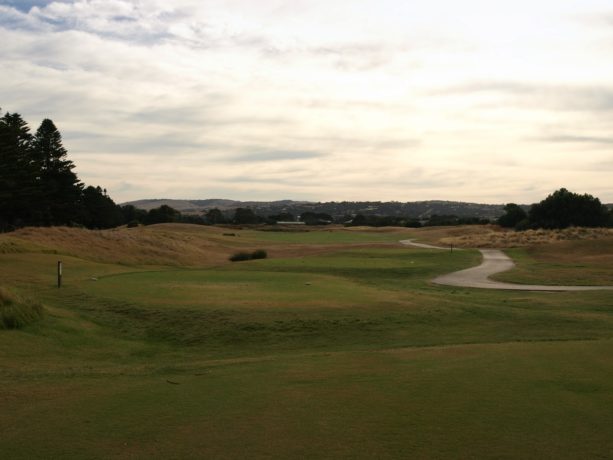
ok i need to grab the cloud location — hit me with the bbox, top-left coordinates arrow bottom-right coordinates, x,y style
229,150 -> 327,163
432,81 -> 613,113
0,0 -> 69,13
261,41 -> 403,72
1,0 -> 613,203
0,1 -> 178,44
537,135 -> 613,145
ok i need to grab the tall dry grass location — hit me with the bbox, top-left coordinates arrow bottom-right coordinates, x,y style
439,227 -> 613,248
0,287 -> 44,329
3,224 -> 244,266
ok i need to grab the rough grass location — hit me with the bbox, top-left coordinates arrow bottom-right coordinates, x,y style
405,224 -> 504,244
0,286 -> 43,329
5,224 -> 237,266
439,226 -> 613,248
493,238 -> 613,286
2,224 -> 412,267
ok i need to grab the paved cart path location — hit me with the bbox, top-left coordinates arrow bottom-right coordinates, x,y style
401,240 -> 613,291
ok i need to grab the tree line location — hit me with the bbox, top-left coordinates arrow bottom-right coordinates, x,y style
0,109 -> 198,231
2,108 -> 611,232
0,109 -> 123,231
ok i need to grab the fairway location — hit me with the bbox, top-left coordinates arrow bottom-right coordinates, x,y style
1,225 -> 613,459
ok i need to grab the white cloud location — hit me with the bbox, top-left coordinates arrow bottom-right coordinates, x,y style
1,0 -> 612,203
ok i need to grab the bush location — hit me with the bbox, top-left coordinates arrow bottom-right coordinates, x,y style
0,287 -> 44,329
514,218 -> 531,231
127,220 -> 140,228
229,251 -> 253,262
229,249 -> 268,262
251,249 -> 267,260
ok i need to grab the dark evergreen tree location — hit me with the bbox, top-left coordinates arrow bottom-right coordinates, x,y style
528,188 -> 609,229
205,208 -> 226,225
145,205 -> 181,224
121,204 -> 147,224
232,207 -> 260,224
82,186 -> 124,229
0,111 -> 38,230
267,212 -> 294,223
350,214 -> 367,226
497,203 -> 527,228
32,119 -> 83,225
178,214 -> 205,225
1,108 -> 124,232
299,212 -> 333,225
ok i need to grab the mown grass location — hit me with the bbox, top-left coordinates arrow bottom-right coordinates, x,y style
3,337 -> 613,459
240,227 -> 408,244
1,224 -> 613,459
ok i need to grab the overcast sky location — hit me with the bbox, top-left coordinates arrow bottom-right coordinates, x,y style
2,0 -> 613,203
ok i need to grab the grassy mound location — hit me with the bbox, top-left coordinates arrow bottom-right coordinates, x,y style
2,224 -> 405,268
0,287 -> 44,329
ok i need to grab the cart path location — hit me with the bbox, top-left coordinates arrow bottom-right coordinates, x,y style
401,240 -> 613,291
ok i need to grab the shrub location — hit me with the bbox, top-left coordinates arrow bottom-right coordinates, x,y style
229,249 -> 268,262
127,220 -> 140,228
0,287 -> 44,329
514,218 -> 531,231
251,249 -> 267,260
229,251 -> 253,262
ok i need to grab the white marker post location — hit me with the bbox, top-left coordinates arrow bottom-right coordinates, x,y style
57,261 -> 62,288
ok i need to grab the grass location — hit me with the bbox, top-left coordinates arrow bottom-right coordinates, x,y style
438,225 -> 613,248
6,224 -> 247,266
1,224 -> 613,458
493,238 -> 613,285
239,227 -> 408,244
5,340 -> 613,459
0,286 -> 44,329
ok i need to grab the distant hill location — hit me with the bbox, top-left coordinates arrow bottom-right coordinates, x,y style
122,198 -> 507,221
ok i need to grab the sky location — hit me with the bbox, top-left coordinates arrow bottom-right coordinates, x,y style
1,0 -> 613,204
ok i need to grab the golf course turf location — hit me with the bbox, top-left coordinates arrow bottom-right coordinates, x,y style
1,224 -> 612,459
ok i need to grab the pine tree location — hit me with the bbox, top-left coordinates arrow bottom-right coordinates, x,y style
32,119 -> 83,225
0,111 -> 38,229
82,185 -> 124,229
